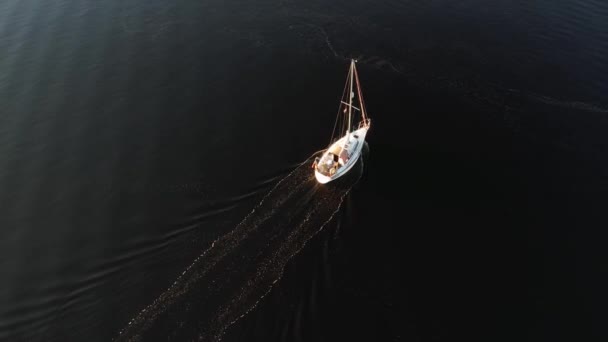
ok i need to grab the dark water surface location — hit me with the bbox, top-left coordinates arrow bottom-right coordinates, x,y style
1,0 -> 607,341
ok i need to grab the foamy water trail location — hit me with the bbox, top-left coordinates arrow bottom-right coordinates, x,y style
115,152 -> 362,342
526,93 -> 608,113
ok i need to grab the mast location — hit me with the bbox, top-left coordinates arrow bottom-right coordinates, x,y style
347,59 -> 354,135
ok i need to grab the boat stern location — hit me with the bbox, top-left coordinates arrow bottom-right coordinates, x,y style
314,170 -> 332,184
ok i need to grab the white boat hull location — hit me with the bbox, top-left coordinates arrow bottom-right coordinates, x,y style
315,126 -> 369,184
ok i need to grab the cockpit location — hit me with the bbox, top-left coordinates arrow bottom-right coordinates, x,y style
316,147 -> 350,176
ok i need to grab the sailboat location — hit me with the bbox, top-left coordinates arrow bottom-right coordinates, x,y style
314,59 -> 371,184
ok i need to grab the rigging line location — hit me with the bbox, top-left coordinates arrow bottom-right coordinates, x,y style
332,65 -> 351,144
338,62 -> 354,160
348,60 -> 354,133
354,64 -> 367,123
330,63 -> 351,145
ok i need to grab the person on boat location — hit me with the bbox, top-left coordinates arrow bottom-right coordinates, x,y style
339,149 -> 349,166
312,157 -> 319,169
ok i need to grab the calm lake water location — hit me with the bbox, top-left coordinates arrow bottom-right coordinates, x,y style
1,0 -> 607,341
